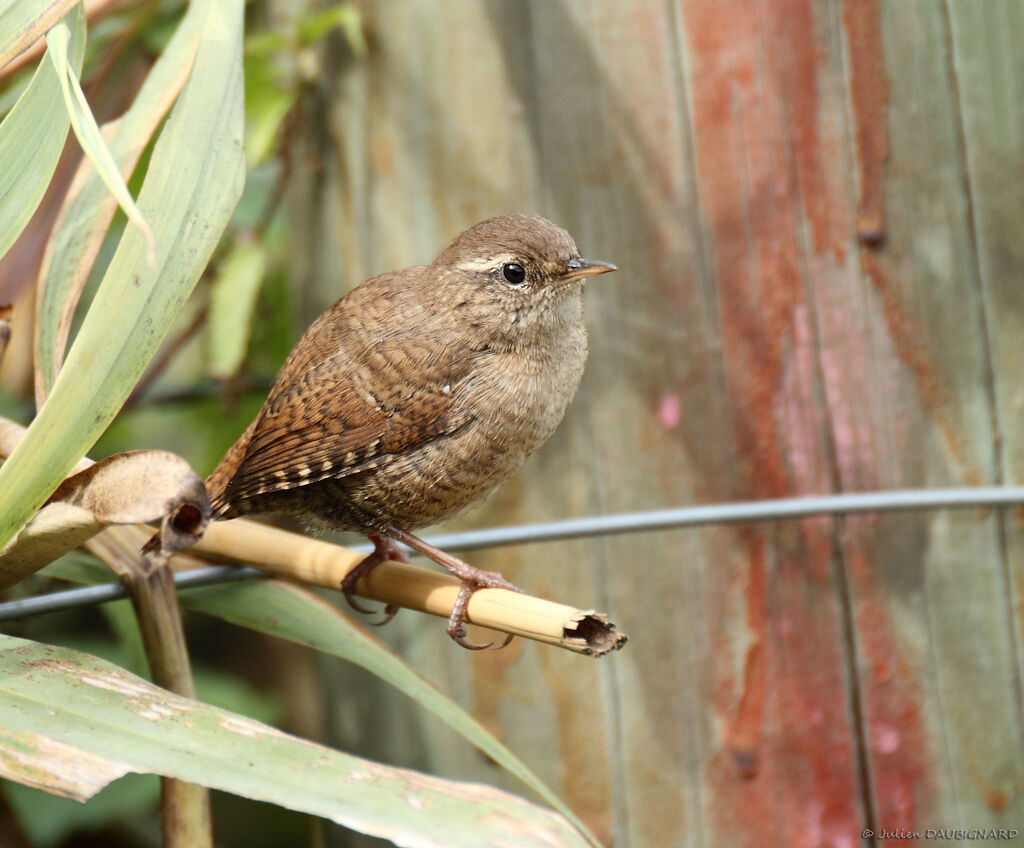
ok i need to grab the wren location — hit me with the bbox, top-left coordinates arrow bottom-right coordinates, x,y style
204,214 -> 616,648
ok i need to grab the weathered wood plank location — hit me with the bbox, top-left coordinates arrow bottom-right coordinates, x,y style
838,0 -> 1024,831
675,0 -> 868,842
282,1 -> 1024,845
947,0 -> 1024,823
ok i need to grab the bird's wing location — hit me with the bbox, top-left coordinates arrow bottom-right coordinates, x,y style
220,344 -> 474,504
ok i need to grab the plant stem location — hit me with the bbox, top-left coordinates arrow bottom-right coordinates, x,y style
90,529 -> 213,848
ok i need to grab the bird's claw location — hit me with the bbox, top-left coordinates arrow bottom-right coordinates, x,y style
347,527 -> 519,649
369,604 -> 401,627
445,580 -> 515,650
343,588 -> 395,620
341,534 -> 408,622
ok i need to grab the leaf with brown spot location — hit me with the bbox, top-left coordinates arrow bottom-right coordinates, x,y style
0,635 -> 592,847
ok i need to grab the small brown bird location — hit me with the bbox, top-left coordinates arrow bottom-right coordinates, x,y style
204,214 -> 616,648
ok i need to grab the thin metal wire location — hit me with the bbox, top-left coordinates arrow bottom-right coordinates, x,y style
0,565 -> 264,622
2,486 -> 1022,622
423,487 -> 1024,550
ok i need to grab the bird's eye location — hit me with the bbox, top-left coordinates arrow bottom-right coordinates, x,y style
501,263 -> 526,285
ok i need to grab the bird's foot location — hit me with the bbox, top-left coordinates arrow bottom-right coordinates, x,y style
446,581 -> 516,650
384,524 -> 522,650
341,534 -> 407,625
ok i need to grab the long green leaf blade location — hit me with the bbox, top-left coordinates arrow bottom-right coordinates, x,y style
0,2 -> 84,260
34,0 -> 207,401
45,20 -> 156,263
0,635 -> 590,847
0,0 -> 245,575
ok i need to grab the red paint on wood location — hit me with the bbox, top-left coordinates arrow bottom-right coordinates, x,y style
840,0 -> 972,482
683,0 -> 829,502
707,525 -> 867,846
681,0 -> 935,840
843,0 -> 890,244
847,543 -> 934,828
862,253 -> 978,484
724,535 -> 768,781
765,0 -> 846,261
987,789 -> 1010,813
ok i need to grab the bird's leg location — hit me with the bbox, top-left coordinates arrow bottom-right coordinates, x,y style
341,534 -> 407,625
383,524 -> 520,650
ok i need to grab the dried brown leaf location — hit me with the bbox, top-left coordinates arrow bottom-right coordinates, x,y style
0,449 -> 209,574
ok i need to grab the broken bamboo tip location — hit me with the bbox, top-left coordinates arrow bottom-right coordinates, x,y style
563,610 -> 629,657
189,519 -> 628,657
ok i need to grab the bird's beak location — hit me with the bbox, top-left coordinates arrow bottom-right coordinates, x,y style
556,258 -> 618,286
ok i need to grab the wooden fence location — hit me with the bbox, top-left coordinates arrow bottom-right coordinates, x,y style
292,2 -> 1024,845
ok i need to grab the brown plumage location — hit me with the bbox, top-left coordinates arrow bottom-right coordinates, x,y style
205,214 -> 616,647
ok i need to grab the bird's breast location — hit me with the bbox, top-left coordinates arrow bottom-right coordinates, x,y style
459,322 -> 588,463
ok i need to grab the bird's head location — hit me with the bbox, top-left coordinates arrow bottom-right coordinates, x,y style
432,214 -> 616,350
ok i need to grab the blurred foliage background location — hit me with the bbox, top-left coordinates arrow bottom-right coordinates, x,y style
0,2 -> 377,845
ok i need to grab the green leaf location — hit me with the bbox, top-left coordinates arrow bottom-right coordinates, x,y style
207,241 -> 269,378
0,3 -> 84,261
46,19 -> 156,263
34,0 -> 207,401
0,0 -> 79,69
243,51 -> 297,165
182,580 -> 603,848
40,559 -> 601,848
0,66 -> 32,118
0,635 -> 591,847
243,30 -> 288,58
0,0 -> 245,573
296,5 -> 366,54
